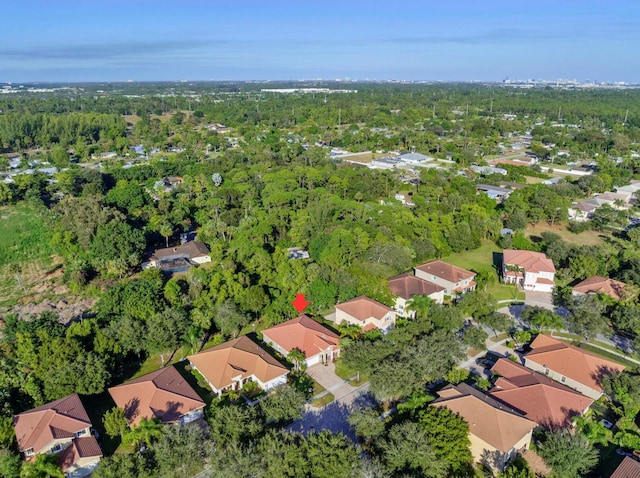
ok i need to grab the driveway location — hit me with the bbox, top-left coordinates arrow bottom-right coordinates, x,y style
524,290 -> 553,308
306,361 -> 358,401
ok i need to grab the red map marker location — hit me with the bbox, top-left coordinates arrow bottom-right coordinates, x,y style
291,294 -> 310,313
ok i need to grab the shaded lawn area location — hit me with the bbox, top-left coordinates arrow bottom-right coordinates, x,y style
173,359 -> 215,407
595,442 -> 625,478
334,359 -> 369,383
486,283 -> 525,301
80,391 -> 120,457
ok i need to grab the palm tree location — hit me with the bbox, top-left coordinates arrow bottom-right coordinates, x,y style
287,348 -> 306,371
124,417 -> 163,448
159,221 -> 172,248
406,295 -> 433,320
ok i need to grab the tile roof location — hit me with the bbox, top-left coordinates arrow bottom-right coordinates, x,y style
151,241 -> 210,261
262,315 -> 339,359
388,273 -> 445,300
335,296 -> 393,322
525,335 -> 625,393
489,359 -> 593,428
13,394 -> 92,453
573,276 -> 626,301
188,336 -> 288,391
57,436 -> 102,471
414,260 -> 476,283
611,456 -> 640,478
503,250 -> 556,274
433,383 -> 536,453
108,365 -> 205,426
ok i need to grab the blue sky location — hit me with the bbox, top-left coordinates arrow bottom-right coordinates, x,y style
2,0 -> 638,82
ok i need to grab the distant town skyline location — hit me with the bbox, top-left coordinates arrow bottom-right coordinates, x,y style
2,0 -> 638,83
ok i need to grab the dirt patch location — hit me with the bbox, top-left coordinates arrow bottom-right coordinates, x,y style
9,297 -> 96,324
522,449 -> 551,477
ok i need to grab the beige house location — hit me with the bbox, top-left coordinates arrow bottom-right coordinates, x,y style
503,250 -> 556,293
334,296 -> 396,332
433,383 -> 536,473
13,394 -> 102,476
108,366 -> 205,427
414,260 -> 476,297
388,273 -> 445,316
523,335 -> 625,400
262,315 -> 340,367
188,336 -> 289,397
572,276 -> 627,301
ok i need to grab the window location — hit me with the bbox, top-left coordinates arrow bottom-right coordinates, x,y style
51,443 -> 62,453
544,368 -> 550,376
561,376 -> 566,383
24,448 -> 34,457
75,429 -> 87,438
432,275 -> 436,281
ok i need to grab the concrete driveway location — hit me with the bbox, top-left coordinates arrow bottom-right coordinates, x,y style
306,361 -> 358,402
524,290 -> 553,308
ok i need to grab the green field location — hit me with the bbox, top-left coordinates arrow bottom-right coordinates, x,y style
0,202 -> 54,266
442,241 -> 525,301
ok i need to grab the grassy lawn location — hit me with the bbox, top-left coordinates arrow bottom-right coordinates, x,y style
525,223 -> 609,247
310,393 -> 334,408
334,359 -> 369,382
486,283 -> 525,301
443,240 -> 501,273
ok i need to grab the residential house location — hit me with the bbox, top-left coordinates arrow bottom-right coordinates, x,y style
188,336 -> 289,397
568,202 -> 597,222
414,260 -> 476,297
262,315 -> 340,367
13,394 -> 102,476
334,296 -> 396,332
287,247 -> 310,260
153,176 -> 184,194
476,184 -> 512,201
394,193 -> 415,206
502,250 -> 556,292
541,176 -> 565,185
470,165 -> 508,176
388,273 -> 445,316
432,383 -> 536,473
572,276 -> 627,301
489,359 -> 593,429
523,334 -> 625,400
615,182 -> 640,202
142,241 -> 211,273
398,152 -> 433,164
610,456 -> 640,478
108,366 -> 205,427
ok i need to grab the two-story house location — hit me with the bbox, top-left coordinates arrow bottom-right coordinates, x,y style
388,273 -> 445,316
502,250 -> 556,292
414,260 -> 476,297
13,394 -> 102,476
334,296 -> 396,332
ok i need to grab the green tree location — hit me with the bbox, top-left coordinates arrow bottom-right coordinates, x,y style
406,295 -> 433,320
19,453 -> 64,478
123,417 -> 162,448
418,405 -> 473,473
89,220 -> 146,277
145,308 -> 189,367
566,295 -> 608,339
348,408 -> 385,441
0,448 -> 21,478
152,424 -> 207,477
481,311 -> 514,337
207,403 -> 261,445
382,421 -> 446,477
462,326 -> 488,350
92,454 -> 151,478
158,221 -> 172,248
520,306 -> 563,332
538,430 -> 598,478
287,348 -> 306,372
103,406 -> 128,439
259,385 -> 306,425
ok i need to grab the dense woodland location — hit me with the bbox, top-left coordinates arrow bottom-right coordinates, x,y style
1,83 -> 640,476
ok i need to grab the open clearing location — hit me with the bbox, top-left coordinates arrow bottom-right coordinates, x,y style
525,223 -> 609,247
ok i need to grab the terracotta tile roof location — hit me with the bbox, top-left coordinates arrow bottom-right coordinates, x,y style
57,436 -> 102,471
489,359 -> 593,428
262,315 -> 339,359
188,336 -> 288,391
573,276 -> 626,301
572,203 -> 597,212
525,335 -> 625,393
433,383 -> 536,453
536,277 -> 555,285
388,273 -> 444,299
13,394 -> 92,454
335,296 -> 393,322
151,241 -> 210,261
503,250 -> 556,274
108,365 -> 205,427
611,456 -> 640,478
414,260 -> 476,283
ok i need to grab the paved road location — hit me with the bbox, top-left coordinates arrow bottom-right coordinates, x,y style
286,383 -> 374,441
